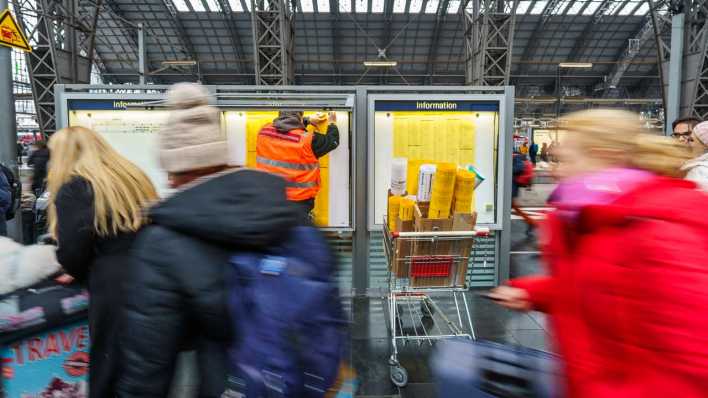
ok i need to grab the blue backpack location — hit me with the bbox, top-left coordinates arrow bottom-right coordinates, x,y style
225,226 -> 346,398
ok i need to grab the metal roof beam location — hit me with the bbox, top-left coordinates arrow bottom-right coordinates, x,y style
564,0 -> 620,63
330,0 -> 342,84
516,0 -> 567,74
215,0 -> 246,74
599,12 -> 668,96
425,0 -> 451,83
161,0 -> 202,80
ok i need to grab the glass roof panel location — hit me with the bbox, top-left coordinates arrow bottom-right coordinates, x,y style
317,0 -> 330,11
172,0 -> 190,11
205,0 -> 221,11
372,0 -> 384,12
425,0 -> 439,13
227,0 -> 243,11
301,0 -> 315,11
188,0 -> 205,11
339,0 -> 352,11
356,0 -> 368,11
409,0 -> 423,12
529,0 -> 548,14
633,2 -> 649,14
582,1 -> 602,14
566,0 -> 585,14
447,0 -> 460,13
618,1 -> 635,15
516,0 -> 532,13
393,0 -> 405,12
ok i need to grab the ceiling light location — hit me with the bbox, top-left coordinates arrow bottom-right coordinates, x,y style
162,60 -> 197,66
363,60 -> 398,67
558,62 -> 593,68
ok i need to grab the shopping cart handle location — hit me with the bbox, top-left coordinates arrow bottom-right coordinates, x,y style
395,227 -> 490,238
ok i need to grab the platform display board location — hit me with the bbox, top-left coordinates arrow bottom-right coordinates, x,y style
67,99 -> 170,195
63,97 -> 352,228
369,96 -> 503,228
222,110 -> 351,228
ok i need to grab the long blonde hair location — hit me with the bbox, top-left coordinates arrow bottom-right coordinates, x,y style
560,109 -> 693,178
48,126 -> 158,237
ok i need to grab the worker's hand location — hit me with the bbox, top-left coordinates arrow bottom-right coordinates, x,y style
487,286 -> 532,311
328,111 -> 337,124
308,114 -> 324,124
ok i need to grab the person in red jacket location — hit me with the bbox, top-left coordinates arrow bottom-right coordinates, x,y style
490,109 -> 708,398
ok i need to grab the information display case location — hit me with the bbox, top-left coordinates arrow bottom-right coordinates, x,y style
368,94 -> 508,230
57,90 -> 354,229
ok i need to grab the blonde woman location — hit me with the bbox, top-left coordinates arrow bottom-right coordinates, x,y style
48,126 -> 157,398
490,110 -> 708,397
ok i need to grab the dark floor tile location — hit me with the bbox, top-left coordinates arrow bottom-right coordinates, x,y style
527,311 -> 548,331
400,383 -> 437,398
511,329 -> 550,351
504,312 -> 543,331
352,338 -> 400,397
510,253 -> 544,279
352,296 -> 391,340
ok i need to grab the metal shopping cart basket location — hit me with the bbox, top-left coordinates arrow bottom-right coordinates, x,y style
383,219 -> 490,387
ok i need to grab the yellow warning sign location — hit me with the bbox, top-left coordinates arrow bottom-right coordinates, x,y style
0,10 -> 30,52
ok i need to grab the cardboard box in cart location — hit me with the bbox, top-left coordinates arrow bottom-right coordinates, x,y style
410,204 -> 477,288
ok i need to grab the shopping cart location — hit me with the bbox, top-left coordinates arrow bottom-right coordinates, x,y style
383,219 -> 490,387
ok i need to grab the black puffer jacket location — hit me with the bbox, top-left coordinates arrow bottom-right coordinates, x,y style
117,169 -> 300,397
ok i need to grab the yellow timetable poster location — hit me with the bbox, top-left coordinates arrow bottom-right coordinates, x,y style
373,100 -> 500,226
225,110 -> 351,228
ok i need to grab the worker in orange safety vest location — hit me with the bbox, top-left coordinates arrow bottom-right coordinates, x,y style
256,110 -> 340,217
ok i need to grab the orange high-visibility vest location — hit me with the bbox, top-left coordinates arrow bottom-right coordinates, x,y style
256,124 -> 320,201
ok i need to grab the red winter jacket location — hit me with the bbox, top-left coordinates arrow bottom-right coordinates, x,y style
510,175 -> 708,398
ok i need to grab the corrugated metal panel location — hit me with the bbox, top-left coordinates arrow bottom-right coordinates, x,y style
368,231 -> 389,291
325,232 -> 354,296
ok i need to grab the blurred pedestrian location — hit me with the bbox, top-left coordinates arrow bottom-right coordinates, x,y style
681,121 -> 708,191
28,140 -> 50,196
47,126 -> 158,398
672,116 -> 701,147
256,110 -> 340,218
540,142 -> 549,163
512,148 -> 536,236
117,83 -> 300,396
490,109 -> 708,397
0,170 -> 10,237
529,142 -> 539,165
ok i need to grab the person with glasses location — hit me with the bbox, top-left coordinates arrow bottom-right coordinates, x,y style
671,117 -> 701,145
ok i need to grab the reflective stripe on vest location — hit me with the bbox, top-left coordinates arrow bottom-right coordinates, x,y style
286,181 -> 318,188
255,123 -> 321,202
256,156 -> 318,171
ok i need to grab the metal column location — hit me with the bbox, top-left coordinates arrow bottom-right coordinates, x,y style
353,88 -> 369,296
12,0 -> 101,135
666,13 -> 684,135
687,1 -> 708,120
0,0 -> 18,240
464,0 -> 519,86
251,0 -> 294,86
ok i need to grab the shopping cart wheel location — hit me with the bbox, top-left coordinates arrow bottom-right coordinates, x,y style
390,365 -> 408,387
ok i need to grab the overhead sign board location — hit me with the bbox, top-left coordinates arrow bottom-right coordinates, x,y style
0,10 -> 31,52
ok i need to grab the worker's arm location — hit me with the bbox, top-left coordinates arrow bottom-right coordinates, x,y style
311,123 -> 340,158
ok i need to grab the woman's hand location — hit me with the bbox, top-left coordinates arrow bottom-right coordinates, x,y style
55,273 -> 75,285
488,286 -> 532,312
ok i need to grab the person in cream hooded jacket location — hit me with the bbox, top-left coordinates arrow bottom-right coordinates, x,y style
682,121 -> 708,191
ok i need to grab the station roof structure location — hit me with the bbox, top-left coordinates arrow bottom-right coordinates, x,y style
92,0 -> 666,98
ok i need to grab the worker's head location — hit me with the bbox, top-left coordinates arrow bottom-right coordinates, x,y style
160,83 -> 229,188
557,109 -> 692,179
278,110 -> 304,122
47,126 -> 158,237
671,117 -> 701,147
